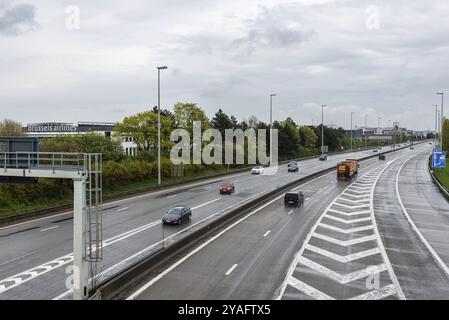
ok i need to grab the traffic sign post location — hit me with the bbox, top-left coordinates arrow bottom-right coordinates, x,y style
432,151 -> 446,169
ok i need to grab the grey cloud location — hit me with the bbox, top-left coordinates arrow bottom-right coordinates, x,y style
0,2 -> 38,36
230,7 -> 316,55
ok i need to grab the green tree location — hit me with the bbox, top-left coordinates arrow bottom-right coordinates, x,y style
115,111 -> 173,154
40,133 -> 124,161
174,103 -> 211,136
0,119 -> 25,136
299,126 -> 318,148
443,117 -> 449,152
211,109 -> 233,138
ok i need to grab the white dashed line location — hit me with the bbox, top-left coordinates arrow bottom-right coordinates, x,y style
39,226 -> 60,232
115,207 -> 129,213
263,230 -> 271,237
225,264 -> 238,276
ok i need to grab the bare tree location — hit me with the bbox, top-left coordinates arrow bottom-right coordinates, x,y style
0,119 -> 25,136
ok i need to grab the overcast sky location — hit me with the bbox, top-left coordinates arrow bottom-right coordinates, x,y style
1,0 -> 449,130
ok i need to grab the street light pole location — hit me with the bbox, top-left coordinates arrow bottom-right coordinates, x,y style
437,92 -> 444,150
157,66 -> 168,185
365,114 -> 368,149
270,93 -> 277,162
378,117 -> 381,148
350,112 -> 355,152
321,105 -> 326,154
434,104 -> 438,145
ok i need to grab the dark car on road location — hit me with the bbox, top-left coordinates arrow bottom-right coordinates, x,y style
284,190 -> 305,208
162,206 -> 192,225
379,154 -> 386,160
319,154 -> 328,161
288,162 -> 299,172
219,181 -> 235,194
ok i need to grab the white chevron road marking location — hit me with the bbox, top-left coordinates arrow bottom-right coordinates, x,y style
287,276 -> 335,300
312,233 -> 377,246
318,222 -> 374,234
333,202 -> 371,210
341,192 -> 371,199
304,244 -> 380,263
349,285 -> 397,300
327,208 -> 371,217
339,197 -> 371,204
298,256 -> 387,284
323,214 -> 372,225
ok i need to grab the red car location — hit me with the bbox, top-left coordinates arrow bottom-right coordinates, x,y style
219,182 -> 235,194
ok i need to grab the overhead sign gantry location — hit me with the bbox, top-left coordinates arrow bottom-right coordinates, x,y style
0,137 -> 103,300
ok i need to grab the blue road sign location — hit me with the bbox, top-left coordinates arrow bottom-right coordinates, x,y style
432,152 -> 446,169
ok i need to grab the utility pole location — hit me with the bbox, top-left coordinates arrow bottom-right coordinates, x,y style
157,66 -> 168,186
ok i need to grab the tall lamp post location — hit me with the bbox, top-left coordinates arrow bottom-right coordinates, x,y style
157,66 -> 168,185
378,117 -> 381,148
365,114 -> 368,149
437,92 -> 444,150
434,104 -> 438,145
350,112 -> 355,152
321,105 -> 326,154
270,93 -> 277,161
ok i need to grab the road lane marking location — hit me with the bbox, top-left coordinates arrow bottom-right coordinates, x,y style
349,285 -> 396,300
263,230 -> 271,237
225,264 -> 238,276
0,198 -> 222,296
277,157 -> 406,300
396,153 -> 449,278
126,171 -> 336,300
192,198 -> 221,210
115,207 -> 129,213
39,226 -> 60,232
287,210 -> 294,215
287,276 -> 334,300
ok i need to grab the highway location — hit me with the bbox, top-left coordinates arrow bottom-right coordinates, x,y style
126,143 -> 449,300
0,146 -> 401,300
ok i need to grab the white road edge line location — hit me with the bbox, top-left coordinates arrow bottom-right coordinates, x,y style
39,226 -> 60,232
396,152 -> 449,278
225,264 -> 238,276
126,171 -> 335,300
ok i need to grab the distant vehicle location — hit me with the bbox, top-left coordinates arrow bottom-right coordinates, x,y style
410,147 -> 414,150
251,166 -> 264,175
373,149 -> 378,152
162,206 -> 192,225
429,142 -> 433,145
379,154 -> 386,160
288,162 -> 299,172
284,190 -> 305,208
337,159 -> 359,181
378,147 -> 382,150
319,154 -> 328,161
219,181 -> 235,194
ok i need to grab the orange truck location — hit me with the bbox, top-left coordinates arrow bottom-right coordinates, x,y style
337,159 -> 359,181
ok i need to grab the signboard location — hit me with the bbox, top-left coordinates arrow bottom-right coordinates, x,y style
368,135 -> 393,140
27,123 -> 78,133
432,152 -> 446,169
0,137 -> 40,185
321,146 -> 328,153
